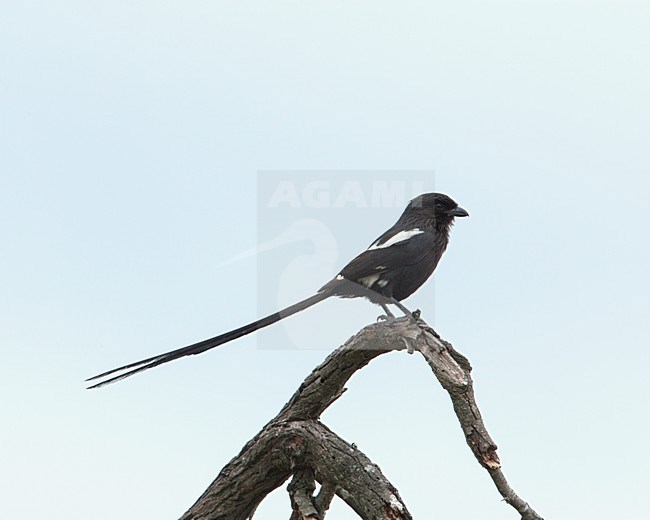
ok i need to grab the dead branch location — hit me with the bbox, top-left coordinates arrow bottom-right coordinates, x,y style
179,317 -> 543,520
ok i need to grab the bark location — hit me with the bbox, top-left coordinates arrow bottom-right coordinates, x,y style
180,317 -> 543,520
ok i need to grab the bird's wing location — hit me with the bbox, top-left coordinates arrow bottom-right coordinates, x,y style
337,228 -> 436,282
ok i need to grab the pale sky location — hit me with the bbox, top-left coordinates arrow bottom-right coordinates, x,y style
2,2 -> 649,519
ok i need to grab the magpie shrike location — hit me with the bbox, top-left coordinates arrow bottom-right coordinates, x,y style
87,193 -> 468,388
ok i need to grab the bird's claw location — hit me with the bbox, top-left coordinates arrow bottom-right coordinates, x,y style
411,309 -> 421,320
377,314 -> 395,323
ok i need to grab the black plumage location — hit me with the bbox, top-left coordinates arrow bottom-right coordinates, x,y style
87,192 -> 468,388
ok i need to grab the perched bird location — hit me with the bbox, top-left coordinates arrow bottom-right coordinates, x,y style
87,193 -> 468,388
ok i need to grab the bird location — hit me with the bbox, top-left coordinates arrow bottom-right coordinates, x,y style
87,192 -> 468,388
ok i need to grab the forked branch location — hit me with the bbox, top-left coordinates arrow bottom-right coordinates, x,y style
180,317 -> 543,520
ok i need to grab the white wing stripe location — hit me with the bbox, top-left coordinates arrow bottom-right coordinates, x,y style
368,229 -> 424,250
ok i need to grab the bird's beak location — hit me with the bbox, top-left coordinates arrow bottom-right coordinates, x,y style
446,206 -> 469,217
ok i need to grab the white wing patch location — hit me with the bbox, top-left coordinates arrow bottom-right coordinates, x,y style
359,273 -> 381,288
368,229 -> 424,250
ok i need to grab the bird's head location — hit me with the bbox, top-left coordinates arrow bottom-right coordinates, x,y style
405,193 -> 469,225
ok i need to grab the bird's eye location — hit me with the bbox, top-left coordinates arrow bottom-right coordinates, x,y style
435,202 -> 443,208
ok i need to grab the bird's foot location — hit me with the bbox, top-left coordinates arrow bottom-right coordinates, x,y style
377,314 -> 396,323
411,309 -> 421,320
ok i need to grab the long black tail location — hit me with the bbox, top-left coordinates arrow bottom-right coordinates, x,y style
86,292 -> 331,389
